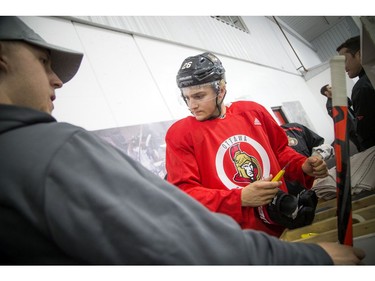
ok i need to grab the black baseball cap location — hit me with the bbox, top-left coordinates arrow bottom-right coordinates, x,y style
0,16 -> 83,83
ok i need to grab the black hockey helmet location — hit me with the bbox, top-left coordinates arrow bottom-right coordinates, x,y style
176,52 -> 226,88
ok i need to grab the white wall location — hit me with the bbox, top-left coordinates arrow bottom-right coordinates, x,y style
74,16 -> 323,75
20,16 -> 336,144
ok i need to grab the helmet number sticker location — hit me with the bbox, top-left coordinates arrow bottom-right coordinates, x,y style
181,61 -> 192,69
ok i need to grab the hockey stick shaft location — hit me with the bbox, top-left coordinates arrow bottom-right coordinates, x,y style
330,56 -> 353,246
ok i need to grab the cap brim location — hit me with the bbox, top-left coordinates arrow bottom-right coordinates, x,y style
28,39 -> 83,84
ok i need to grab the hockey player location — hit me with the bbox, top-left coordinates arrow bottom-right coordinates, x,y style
165,52 -> 329,237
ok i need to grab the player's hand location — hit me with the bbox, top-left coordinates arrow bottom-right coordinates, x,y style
317,242 -> 366,265
241,176 -> 281,207
302,155 -> 328,178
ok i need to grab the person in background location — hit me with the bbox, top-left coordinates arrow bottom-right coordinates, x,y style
165,52 -> 329,238
313,37 -> 375,201
320,84 -> 355,119
0,16 -> 365,266
336,36 -> 375,152
320,83 -> 361,153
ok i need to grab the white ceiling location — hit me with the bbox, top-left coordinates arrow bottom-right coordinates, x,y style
277,16 -> 346,42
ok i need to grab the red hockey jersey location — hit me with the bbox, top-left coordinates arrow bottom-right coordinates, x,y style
165,101 -> 314,237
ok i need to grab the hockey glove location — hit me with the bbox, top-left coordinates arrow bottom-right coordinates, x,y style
258,189 -> 318,229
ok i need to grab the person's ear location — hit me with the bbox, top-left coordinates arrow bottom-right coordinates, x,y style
0,42 -> 9,72
0,43 -> 4,67
218,83 -> 226,99
356,50 -> 361,60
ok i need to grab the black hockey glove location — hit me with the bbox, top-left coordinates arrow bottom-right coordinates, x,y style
260,189 -> 318,229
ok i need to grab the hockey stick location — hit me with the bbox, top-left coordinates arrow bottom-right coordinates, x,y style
330,56 -> 353,246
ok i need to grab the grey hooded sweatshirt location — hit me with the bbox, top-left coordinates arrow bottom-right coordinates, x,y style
0,104 -> 333,265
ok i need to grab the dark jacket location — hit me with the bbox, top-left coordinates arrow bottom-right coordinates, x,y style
0,105 -> 332,265
281,122 -> 324,157
325,96 -> 354,119
352,69 -> 375,151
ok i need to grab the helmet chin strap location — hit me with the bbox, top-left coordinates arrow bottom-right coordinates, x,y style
208,90 -> 227,120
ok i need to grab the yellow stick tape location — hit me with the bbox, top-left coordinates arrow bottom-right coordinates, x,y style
271,169 -> 285,182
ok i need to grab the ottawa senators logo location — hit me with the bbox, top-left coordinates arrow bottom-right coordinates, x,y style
215,134 -> 270,190
229,143 -> 261,183
287,135 -> 298,147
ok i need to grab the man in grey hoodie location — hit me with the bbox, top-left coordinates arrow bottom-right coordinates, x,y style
0,16 -> 365,265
